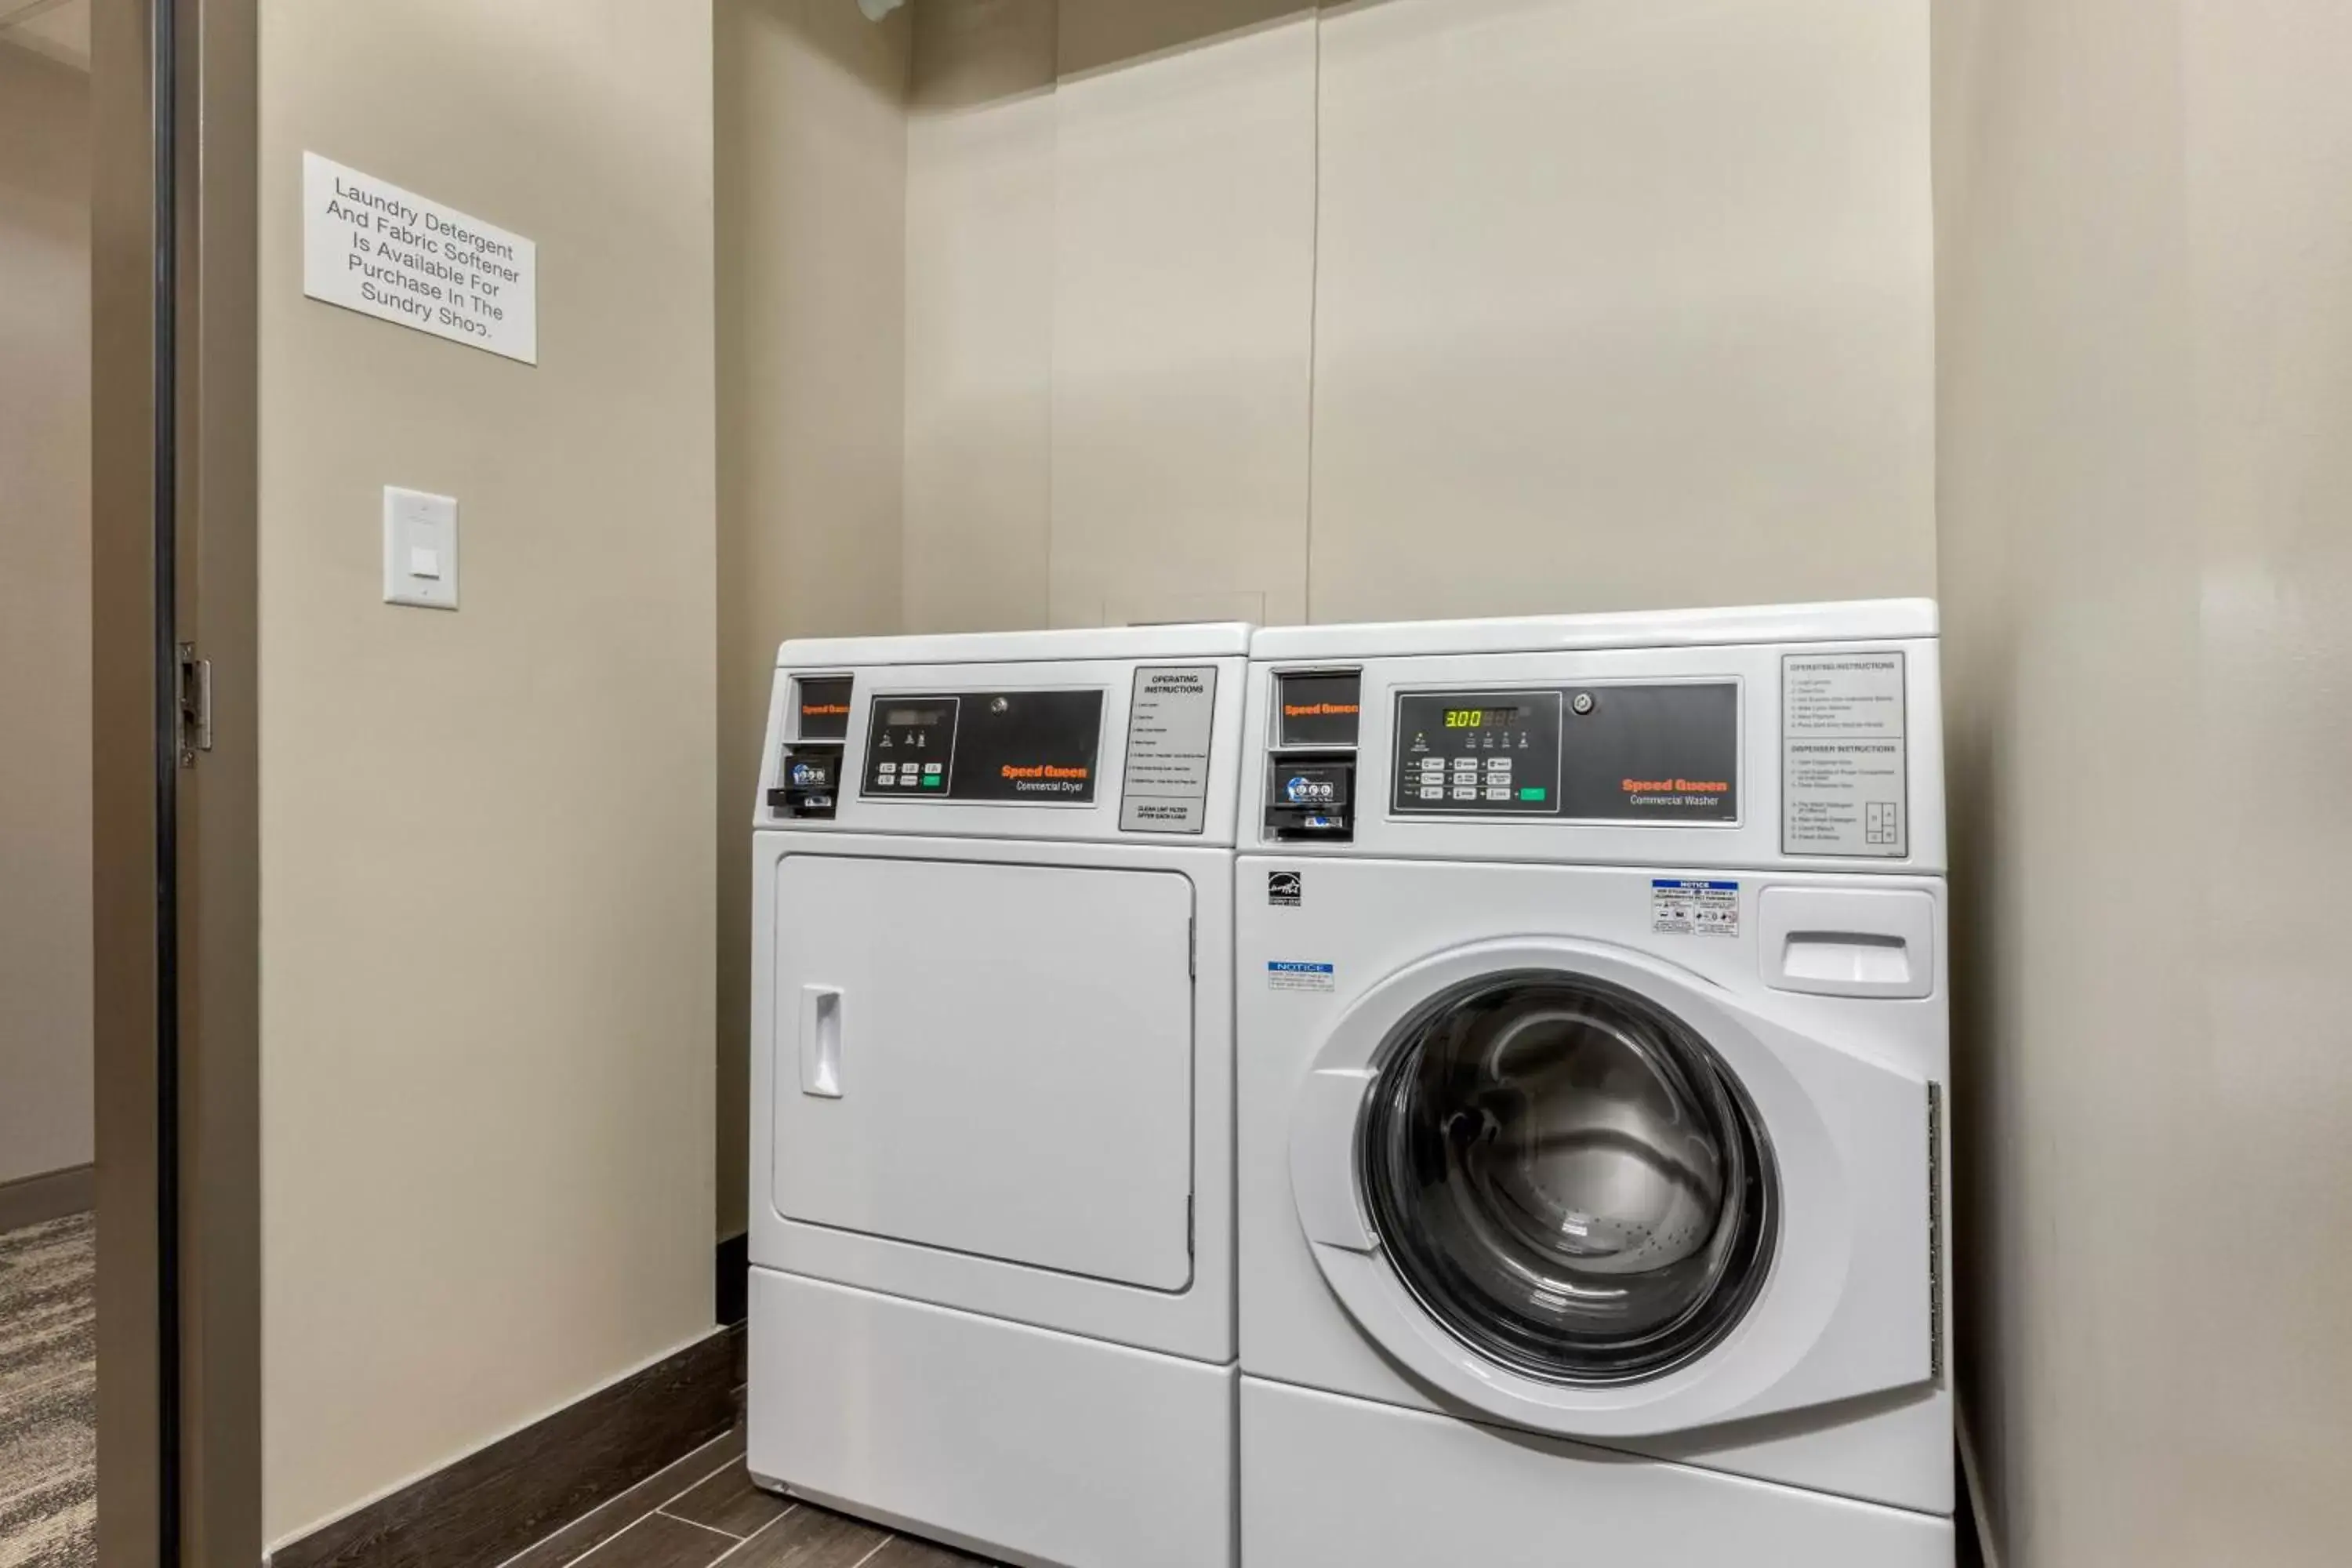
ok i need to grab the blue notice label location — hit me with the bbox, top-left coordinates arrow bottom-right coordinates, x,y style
1268,960 -> 1337,993
1650,878 -> 1740,936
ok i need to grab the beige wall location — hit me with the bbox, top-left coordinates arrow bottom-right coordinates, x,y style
898,0 -> 1935,632
714,0 -> 912,1241
257,0 -> 717,1544
1937,1 -> 2352,1563
1045,0 -> 1316,628
902,0 -> 1054,633
1308,0 -> 1934,621
0,45 -> 93,1190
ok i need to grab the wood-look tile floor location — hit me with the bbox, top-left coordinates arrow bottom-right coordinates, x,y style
499,1426 -> 996,1568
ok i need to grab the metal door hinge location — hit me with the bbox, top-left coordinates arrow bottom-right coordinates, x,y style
176,643 -> 212,767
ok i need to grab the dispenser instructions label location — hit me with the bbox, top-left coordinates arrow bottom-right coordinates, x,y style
1782,652 -> 1907,858
1119,665 -> 1218,833
1652,879 -> 1741,937
303,153 -> 539,364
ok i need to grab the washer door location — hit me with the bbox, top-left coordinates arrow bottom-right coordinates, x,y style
1360,970 -> 1776,1388
1289,938 -> 1934,1438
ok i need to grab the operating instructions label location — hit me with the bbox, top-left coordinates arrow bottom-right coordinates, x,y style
302,153 -> 539,364
1119,665 -> 1218,833
1782,652 -> 1907,857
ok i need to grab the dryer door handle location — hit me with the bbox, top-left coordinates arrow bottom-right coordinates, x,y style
799,984 -> 844,1098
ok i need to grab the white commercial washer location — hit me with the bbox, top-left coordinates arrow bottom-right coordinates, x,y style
746,625 -> 1250,1568
1236,601 -> 1953,1566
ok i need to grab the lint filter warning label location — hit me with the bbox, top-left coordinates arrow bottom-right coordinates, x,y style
1268,960 -> 1335,993
1782,652 -> 1908,858
1652,880 -> 1740,937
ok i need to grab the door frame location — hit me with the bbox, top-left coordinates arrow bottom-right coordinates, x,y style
91,0 -> 261,1562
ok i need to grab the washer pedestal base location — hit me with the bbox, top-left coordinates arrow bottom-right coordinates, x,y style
1241,1375 -> 1951,1568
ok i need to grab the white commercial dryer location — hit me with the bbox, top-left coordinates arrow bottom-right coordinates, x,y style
746,625 -> 1250,1568
1236,601 -> 1953,1566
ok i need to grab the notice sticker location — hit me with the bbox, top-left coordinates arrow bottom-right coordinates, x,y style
303,153 -> 539,364
1782,652 -> 1908,858
1119,665 -> 1218,833
1652,879 -> 1740,937
1268,960 -> 1335,993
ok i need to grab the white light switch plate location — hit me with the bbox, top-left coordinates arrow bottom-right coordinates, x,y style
383,486 -> 459,609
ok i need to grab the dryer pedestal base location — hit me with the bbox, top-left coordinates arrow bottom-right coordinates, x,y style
748,1269 -> 1236,1568
1241,1376 -> 1952,1568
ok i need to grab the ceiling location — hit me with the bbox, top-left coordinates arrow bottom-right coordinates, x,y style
1,0 -> 89,70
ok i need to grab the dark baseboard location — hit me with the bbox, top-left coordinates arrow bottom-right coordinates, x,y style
0,1163 -> 96,1233
716,1232 -> 748,1327
270,1324 -> 741,1568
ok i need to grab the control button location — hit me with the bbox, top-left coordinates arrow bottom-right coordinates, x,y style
1487,757 -> 1512,774
1420,786 -> 1444,800
924,761 -> 942,775
1451,786 -> 1478,800
1419,758 -> 1445,774
1451,758 -> 1479,774
920,775 -> 942,788
900,773 -> 922,786
1486,786 -> 1512,800
878,762 -> 898,777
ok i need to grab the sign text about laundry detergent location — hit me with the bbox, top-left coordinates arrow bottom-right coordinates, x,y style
302,153 -> 538,364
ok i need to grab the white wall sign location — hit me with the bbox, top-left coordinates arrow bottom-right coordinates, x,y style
301,152 -> 538,365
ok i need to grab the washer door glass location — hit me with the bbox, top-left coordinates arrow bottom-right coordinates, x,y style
1360,971 -> 1777,1386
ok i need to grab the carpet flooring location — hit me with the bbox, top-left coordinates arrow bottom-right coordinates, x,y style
0,1213 -> 95,1568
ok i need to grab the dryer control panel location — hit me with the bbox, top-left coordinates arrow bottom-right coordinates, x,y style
862,689 -> 1104,803
760,627 -> 1252,844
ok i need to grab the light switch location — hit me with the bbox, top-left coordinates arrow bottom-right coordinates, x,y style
383,487 -> 459,609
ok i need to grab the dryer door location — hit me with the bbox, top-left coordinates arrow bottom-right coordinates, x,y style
772,853 -> 1197,1291
1290,938 -> 1933,1438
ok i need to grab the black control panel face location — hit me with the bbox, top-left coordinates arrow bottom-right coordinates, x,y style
1277,671 -> 1363,747
861,689 -> 1104,803
1393,691 -> 1564,814
1391,683 -> 1740,822
794,676 -> 852,740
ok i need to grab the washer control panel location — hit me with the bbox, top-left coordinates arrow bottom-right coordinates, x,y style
1392,691 -> 1563,814
1390,682 -> 1739,822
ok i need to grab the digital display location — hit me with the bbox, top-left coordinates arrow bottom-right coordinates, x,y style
884,706 -> 948,728
1443,706 -> 1523,730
